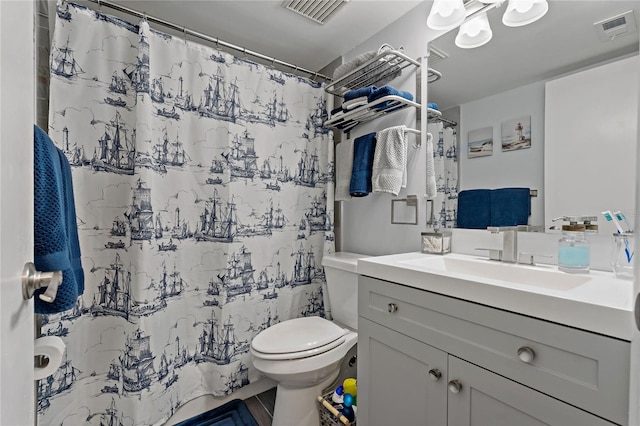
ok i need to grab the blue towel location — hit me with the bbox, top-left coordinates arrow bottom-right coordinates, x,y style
34,125 -> 84,314
368,85 -> 414,111
344,86 -> 376,102
457,189 -> 491,229
490,187 -> 530,227
350,132 -> 377,197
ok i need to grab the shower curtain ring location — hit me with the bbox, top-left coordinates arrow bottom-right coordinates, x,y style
243,47 -> 247,58
183,26 -> 187,43
97,0 -> 101,11
271,57 -> 276,66
143,11 -> 147,22
215,38 -> 220,49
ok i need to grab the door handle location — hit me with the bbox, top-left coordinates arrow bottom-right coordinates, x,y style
22,262 -> 62,303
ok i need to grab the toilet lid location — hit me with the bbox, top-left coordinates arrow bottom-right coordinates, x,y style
251,316 -> 347,355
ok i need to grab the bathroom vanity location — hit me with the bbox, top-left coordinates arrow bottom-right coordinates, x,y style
356,253 -> 634,426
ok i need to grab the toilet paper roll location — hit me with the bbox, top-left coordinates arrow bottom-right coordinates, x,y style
34,336 -> 66,380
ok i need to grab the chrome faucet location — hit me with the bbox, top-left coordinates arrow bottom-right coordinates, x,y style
487,226 -> 518,263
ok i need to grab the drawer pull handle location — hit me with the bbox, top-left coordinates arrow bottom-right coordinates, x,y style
387,303 -> 398,313
448,380 -> 462,394
428,369 -> 442,382
517,346 -> 536,363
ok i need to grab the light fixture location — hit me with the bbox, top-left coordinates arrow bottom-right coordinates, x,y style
502,0 -> 549,27
455,12 -> 493,48
426,0 -> 549,48
426,0 -> 466,32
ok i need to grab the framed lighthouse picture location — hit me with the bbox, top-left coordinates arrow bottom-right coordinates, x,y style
501,116 -> 531,152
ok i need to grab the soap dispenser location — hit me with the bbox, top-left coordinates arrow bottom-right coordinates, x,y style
552,216 -> 597,274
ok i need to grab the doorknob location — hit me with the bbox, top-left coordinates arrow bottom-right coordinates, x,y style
22,262 -> 62,303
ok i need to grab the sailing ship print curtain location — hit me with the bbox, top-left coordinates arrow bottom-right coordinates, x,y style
41,3 -> 334,424
427,121 -> 458,227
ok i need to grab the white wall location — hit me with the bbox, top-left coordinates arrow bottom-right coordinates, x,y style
459,81 -> 545,226
340,2 -> 436,256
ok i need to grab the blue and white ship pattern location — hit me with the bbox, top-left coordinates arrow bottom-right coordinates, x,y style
42,2 -> 334,425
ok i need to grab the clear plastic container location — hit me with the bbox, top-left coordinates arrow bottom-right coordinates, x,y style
558,225 -> 590,274
611,232 -> 634,280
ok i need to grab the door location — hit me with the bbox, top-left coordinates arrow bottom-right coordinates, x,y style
357,317 -> 448,426
0,1 -> 35,424
447,356 -> 614,426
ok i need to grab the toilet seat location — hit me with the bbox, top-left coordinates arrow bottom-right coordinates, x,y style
251,316 -> 348,361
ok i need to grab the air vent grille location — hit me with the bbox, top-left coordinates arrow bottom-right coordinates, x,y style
602,16 -> 626,31
427,45 -> 449,66
282,0 -> 349,25
594,10 -> 637,41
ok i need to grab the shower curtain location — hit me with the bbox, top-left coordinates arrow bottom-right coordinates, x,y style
40,3 -> 334,424
427,121 -> 458,227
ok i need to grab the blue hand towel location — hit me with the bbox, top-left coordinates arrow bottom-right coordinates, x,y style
490,187 -> 531,227
344,86 -> 376,102
350,132 -> 377,197
457,189 -> 491,229
34,125 -> 84,314
368,85 -> 414,111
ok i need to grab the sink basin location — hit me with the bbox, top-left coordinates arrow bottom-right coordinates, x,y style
398,255 -> 591,291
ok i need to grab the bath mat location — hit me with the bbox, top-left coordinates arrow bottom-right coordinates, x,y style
173,399 -> 259,426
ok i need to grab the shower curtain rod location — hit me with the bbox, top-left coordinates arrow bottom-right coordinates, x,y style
85,0 -> 333,82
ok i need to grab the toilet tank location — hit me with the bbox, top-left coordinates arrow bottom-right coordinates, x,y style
321,252 -> 370,330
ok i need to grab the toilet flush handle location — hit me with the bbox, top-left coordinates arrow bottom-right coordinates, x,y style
388,303 -> 398,313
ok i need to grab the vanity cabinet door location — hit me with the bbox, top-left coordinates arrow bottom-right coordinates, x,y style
447,356 -> 615,426
358,317 -> 448,426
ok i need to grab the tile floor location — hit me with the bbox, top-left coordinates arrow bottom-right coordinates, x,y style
245,387 -> 277,426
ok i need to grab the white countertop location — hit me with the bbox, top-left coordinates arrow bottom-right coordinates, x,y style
358,252 -> 635,341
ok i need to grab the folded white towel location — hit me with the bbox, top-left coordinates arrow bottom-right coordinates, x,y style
335,140 -> 354,201
342,96 -> 368,111
426,132 -> 437,199
372,125 -> 408,196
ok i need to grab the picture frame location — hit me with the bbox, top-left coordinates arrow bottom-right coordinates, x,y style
467,126 -> 493,158
502,116 -> 531,151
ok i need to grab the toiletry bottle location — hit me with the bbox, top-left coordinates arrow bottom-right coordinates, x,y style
553,216 -> 594,274
332,385 -> 344,404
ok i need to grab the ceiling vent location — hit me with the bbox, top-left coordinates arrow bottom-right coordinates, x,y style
282,0 -> 349,25
427,45 -> 449,66
593,10 -> 637,41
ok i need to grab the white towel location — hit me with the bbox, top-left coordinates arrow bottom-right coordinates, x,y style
426,132 -> 437,199
335,140 -> 353,201
371,126 -> 408,196
342,96 -> 369,111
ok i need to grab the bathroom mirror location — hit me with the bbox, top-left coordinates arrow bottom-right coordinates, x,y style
426,1 -> 639,230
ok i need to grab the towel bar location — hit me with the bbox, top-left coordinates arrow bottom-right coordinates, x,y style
391,195 -> 418,225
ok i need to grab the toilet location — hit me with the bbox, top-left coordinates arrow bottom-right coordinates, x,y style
250,252 -> 368,426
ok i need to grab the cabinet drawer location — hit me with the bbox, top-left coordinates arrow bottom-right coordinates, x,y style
359,276 -> 630,425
